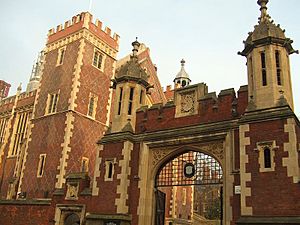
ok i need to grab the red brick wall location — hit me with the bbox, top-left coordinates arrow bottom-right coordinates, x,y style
75,41 -> 114,123
66,115 -> 106,178
137,49 -> 166,104
136,90 -> 248,133
21,113 -> 67,198
35,41 -> 80,118
0,203 -> 53,225
89,142 -> 123,213
0,104 -> 33,198
245,119 -> 300,215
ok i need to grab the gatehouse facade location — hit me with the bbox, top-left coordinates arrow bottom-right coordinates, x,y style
0,1 -> 300,224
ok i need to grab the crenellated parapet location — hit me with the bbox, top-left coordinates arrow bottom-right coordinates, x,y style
0,91 -> 36,116
136,85 -> 248,133
47,12 -> 119,56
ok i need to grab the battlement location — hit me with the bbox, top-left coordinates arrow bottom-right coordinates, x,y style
47,12 -> 119,49
136,85 -> 249,133
0,90 -> 36,107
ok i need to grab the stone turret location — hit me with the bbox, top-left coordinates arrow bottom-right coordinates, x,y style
111,39 -> 152,133
239,0 -> 298,110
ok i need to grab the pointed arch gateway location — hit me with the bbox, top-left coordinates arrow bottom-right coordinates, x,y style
154,150 -> 224,225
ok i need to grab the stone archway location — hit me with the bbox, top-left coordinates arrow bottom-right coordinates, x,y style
136,137 -> 237,225
154,150 -> 224,225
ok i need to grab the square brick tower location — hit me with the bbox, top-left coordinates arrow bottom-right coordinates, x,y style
17,12 -> 119,198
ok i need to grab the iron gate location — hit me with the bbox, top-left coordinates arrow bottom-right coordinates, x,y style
155,151 -> 223,225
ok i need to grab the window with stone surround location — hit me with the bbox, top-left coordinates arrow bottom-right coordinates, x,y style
92,48 -> 104,70
0,118 -> 8,144
56,46 -> 66,66
46,91 -> 59,114
81,157 -> 89,172
9,112 -> 29,156
87,93 -> 98,118
255,141 -> 277,172
37,154 -> 46,177
104,159 -> 116,181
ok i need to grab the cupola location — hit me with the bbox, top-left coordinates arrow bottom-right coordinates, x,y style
173,59 -> 191,88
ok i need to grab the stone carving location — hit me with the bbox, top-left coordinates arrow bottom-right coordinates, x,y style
200,142 -> 224,163
181,92 -> 195,113
152,147 -> 174,166
66,183 -> 79,200
151,142 -> 224,168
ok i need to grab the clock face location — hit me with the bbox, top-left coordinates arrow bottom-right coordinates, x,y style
184,163 -> 195,178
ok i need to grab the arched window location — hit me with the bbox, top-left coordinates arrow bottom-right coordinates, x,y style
264,147 -> 271,168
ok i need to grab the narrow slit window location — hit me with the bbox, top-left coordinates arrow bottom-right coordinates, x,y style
139,90 -> 144,104
37,154 -> 46,177
105,160 -> 115,181
275,50 -> 282,85
249,57 -> 254,90
264,148 -> 271,168
88,96 -> 95,117
81,157 -> 89,172
128,87 -> 134,115
87,94 -> 97,118
261,52 -> 267,86
108,162 -> 113,179
117,87 -> 123,115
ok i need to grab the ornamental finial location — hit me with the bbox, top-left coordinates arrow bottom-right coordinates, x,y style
257,0 -> 271,23
132,37 -> 140,57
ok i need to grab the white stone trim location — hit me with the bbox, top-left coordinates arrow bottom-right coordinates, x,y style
92,144 -> 103,196
137,143 -> 153,224
55,39 -> 85,188
46,29 -> 117,59
224,131 -> 234,224
255,140 -> 278,172
115,141 -> 133,214
55,112 -> 75,188
239,124 -> 252,215
283,118 -> 299,183
105,60 -> 116,127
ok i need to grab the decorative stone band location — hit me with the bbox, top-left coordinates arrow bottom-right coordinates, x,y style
45,29 -> 118,59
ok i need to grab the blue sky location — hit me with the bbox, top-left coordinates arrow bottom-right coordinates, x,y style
0,0 -> 299,116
